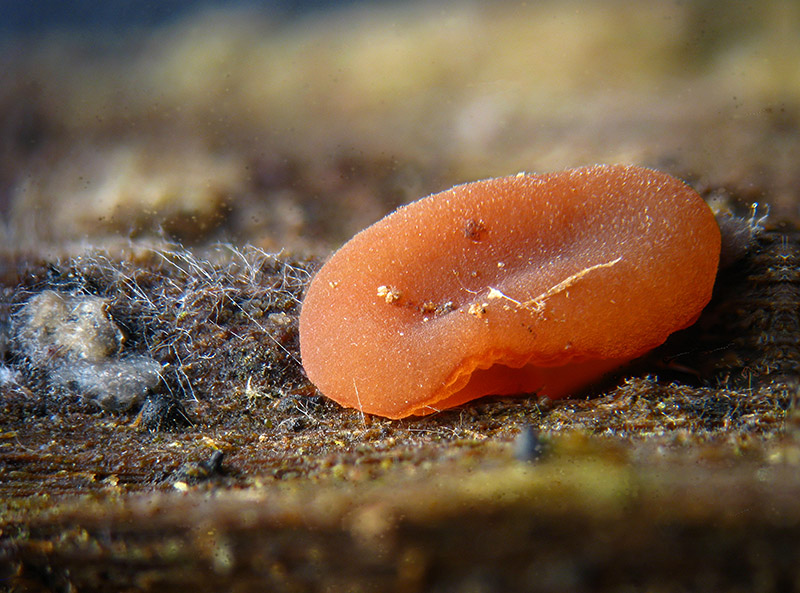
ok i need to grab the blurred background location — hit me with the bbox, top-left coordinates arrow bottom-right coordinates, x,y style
1,0 -> 797,251
0,0 -> 359,32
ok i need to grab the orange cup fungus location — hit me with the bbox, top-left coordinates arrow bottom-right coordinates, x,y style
299,165 -> 721,419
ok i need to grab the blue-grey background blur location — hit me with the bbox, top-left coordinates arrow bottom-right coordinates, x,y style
1,0 -> 361,32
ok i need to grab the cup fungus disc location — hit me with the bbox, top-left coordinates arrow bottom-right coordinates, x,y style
299,164 -> 721,419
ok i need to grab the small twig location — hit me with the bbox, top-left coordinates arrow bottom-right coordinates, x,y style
487,257 -> 622,313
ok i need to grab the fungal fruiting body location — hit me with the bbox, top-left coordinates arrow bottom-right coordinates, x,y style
299,165 -> 721,419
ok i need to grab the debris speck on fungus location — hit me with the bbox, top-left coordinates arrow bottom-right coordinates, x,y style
464,218 -> 487,241
376,285 -> 402,304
